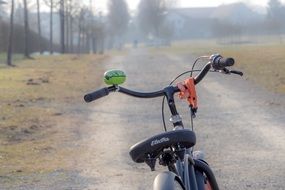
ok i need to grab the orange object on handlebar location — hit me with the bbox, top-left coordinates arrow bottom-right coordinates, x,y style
178,77 -> 198,110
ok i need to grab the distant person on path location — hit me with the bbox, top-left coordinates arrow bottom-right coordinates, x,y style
133,39 -> 138,48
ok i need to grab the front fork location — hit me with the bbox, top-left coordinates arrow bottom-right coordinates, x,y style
174,150 -> 211,190
174,150 -> 198,190
184,154 -> 199,190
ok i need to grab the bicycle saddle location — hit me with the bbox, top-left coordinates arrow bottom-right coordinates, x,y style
129,129 -> 196,163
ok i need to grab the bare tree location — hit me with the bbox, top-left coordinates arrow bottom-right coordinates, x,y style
68,6 -> 77,53
44,0 -> 59,54
211,20 -> 242,44
49,0 -> 54,54
23,0 -> 31,58
96,12 -> 106,54
7,0 -> 14,66
138,0 -> 169,38
36,0 -> 42,53
267,0 -> 285,19
107,0 -> 130,49
14,2 -> 24,25
69,4 -> 78,53
65,0 -> 70,52
65,0 -> 78,53
59,0 -> 65,53
64,0 -> 77,53
64,1 -> 80,53
267,0 -> 285,36
266,0 -> 285,42
76,8 -> 86,54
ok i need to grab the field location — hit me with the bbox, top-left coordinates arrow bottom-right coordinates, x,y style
155,40 -> 285,93
0,54 -> 107,185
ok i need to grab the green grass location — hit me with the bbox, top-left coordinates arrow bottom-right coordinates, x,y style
153,40 -> 285,93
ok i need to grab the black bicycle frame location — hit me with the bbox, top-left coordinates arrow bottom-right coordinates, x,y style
116,85 -> 221,190
117,85 -> 200,189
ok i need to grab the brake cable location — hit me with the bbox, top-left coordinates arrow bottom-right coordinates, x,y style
161,56 -> 217,132
162,70 -> 201,132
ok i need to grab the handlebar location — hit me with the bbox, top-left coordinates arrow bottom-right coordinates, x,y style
194,63 -> 211,85
193,54 -> 235,84
118,86 -> 166,98
84,85 -> 180,103
84,54 -> 237,103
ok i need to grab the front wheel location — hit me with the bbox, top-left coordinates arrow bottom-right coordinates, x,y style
153,171 -> 184,190
196,169 -> 213,190
194,160 -> 219,190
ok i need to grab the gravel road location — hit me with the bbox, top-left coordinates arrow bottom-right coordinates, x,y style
82,48 -> 285,190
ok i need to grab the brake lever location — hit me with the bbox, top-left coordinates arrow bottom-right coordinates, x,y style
218,68 -> 243,77
230,70 -> 243,76
222,68 -> 231,74
212,68 -> 243,77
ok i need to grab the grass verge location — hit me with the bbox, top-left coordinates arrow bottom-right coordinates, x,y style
0,54 -> 107,182
153,40 -> 285,93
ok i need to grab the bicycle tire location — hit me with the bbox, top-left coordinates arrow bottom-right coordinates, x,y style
173,178 -> 185,190
194,160 -> 219,190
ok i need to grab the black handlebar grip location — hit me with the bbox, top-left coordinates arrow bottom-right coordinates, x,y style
212,56 -> 235,70
84,87 -> 109,102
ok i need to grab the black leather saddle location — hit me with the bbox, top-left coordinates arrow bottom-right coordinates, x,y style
129,129 -> 196,163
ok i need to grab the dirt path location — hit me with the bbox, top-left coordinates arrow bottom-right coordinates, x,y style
80,48 -> 285,190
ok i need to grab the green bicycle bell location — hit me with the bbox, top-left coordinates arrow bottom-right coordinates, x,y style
104,70 -> 126,85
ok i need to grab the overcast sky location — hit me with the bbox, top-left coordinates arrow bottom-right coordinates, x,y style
91,0 -> 285,12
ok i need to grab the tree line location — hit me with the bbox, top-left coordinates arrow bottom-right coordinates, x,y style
1,0 -> 135,66
1,0 -> 174,66
3,0 -> 283,66
210,0 -> 285,43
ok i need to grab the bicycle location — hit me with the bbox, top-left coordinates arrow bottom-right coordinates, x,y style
84,54 -> 243,190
